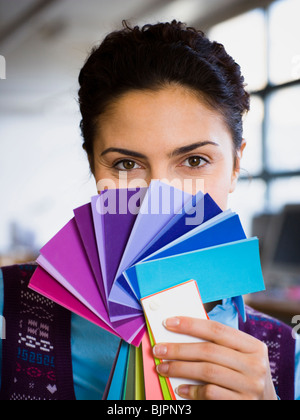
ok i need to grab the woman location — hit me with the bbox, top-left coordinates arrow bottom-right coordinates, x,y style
1,21 -> 298,400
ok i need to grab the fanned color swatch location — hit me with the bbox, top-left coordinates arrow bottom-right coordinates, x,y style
29,180 -> 266,400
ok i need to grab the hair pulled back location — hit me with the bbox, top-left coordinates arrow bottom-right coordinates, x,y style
78,20 -> 250,172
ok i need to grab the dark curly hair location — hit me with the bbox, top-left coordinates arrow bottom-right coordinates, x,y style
78,20 -> 250,173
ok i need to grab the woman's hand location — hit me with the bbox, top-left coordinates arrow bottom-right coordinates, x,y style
153,317 -> 277,400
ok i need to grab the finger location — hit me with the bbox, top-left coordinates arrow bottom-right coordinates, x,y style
157,361 -> 250,395
176,384 -> 245,401
153,341 -> 248,373
163,317 -> 259,354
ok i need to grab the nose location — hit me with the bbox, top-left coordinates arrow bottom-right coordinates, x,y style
146,170 -> 204,196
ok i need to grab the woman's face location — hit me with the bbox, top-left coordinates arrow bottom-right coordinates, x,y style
92,85 -> 245,210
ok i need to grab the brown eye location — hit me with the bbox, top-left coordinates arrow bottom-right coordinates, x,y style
123,160 -> 135,170
114,160 -> 141,171
181,156 -> 208,169
189,157 -> 201,167
188,157 -> 202,167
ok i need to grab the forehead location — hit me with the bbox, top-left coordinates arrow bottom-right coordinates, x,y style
95,86 -> 232,154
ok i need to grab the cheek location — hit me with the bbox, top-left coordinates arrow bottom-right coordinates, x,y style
201,165 -> 235,210
204,182 -> 230,210
93,166 -> 121,192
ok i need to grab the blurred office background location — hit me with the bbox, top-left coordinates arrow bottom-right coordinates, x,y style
0,0 -> 299,323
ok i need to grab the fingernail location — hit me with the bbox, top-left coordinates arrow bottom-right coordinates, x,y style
153,345 -> 168,357
163,317 -> 181,329
157,363 -> 169,375
176,385 -> 190,398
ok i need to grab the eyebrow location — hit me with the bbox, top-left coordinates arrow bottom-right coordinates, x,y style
101,147 -> 147,159
100,141 -> 219,159
170,141 -> 219,157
